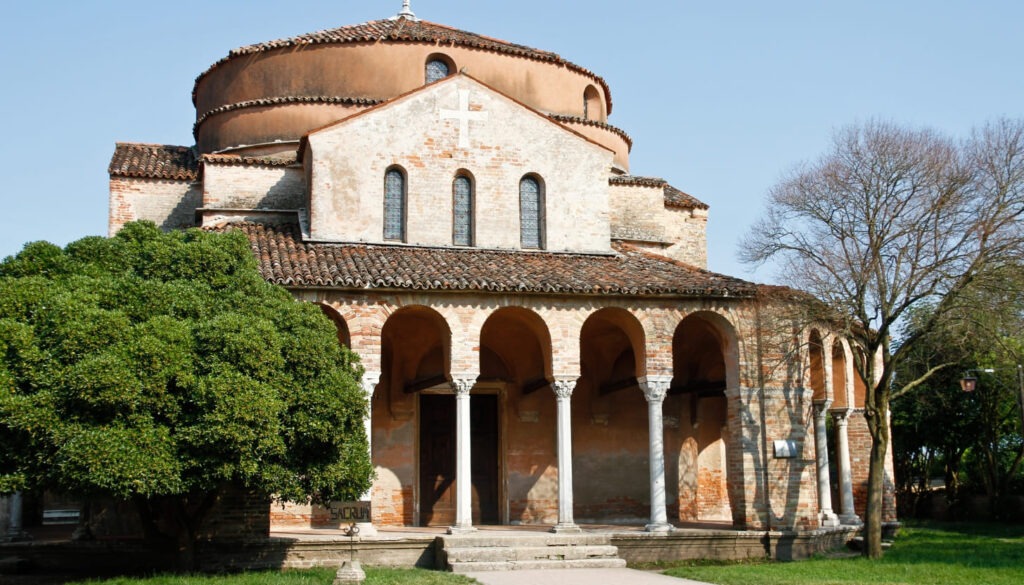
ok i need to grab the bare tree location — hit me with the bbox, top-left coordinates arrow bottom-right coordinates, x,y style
741,119 -> 1024,558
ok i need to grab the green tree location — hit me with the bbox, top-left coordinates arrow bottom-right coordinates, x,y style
742,119 -> 1024,557
0,222 -> 371,568
894,266 -> 1024,518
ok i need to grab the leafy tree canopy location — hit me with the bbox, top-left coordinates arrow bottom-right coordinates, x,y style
0,221 -> 371,508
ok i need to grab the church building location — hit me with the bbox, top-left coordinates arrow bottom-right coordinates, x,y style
106,3 -> 895,538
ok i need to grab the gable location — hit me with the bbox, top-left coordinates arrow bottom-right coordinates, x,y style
304,75 -> 614,253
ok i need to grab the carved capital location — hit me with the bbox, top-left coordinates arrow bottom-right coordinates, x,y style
831,409 -> 851,427
639,375 -> 672,403
813,399 -> 832,414
451,378 -> 474,396
552,377 -> 576,400
361,372 -> 381,397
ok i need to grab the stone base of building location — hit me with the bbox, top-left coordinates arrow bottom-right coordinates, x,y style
0,525 -> 860,576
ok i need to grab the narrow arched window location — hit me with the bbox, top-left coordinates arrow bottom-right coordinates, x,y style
453,174 -> 474,246
384,167 -> 406,241
584,86 -> 602,121
426,59 -> 450,84
520,175 -> 544,249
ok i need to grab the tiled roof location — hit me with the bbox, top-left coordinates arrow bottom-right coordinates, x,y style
202,153 -> 298,168
610,176 -> 709,210
109,143 -> 198,181
194,18 -> 612,114
223,222 -> 755,297
194,96 -> 383,138
548,115 -> 633,150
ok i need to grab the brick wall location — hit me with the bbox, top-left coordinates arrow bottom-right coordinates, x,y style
306,76 -> 613,253
846,411 -> 898,522
203,164 -> 305,210
108,177 -> 201,235
609,182 -> 709,269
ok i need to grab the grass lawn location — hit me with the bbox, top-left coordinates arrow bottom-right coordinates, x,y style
662,522 -> 1024,585
65,567 -> 477,585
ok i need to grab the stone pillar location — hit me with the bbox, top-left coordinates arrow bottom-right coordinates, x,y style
357,372 -> 380,537
640,376 -> 673,532
833,409 -> 861,525
448,378 -> 477,534
813,400 -> 840,527
4,491 -> 29,542
551,377 -> 581,533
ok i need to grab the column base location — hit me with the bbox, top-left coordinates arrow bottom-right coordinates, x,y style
2,531 -> 31,543
839,514 -> 863,526
354,522 -> 377,537
820,511 -> 841,528
333,560 -> 366,584
644,522 -> 674,533
447,525 -> 478,535
551,522 -> 583,534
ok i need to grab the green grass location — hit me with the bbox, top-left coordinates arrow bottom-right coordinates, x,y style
68,567 -> 477,585
662,522 -> 1024,585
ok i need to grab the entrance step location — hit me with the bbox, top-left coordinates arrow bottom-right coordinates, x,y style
437,533 -> 627,573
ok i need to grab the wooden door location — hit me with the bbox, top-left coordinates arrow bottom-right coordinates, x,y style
419,393 -> 500,526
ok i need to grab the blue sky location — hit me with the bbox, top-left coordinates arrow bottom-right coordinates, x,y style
2,1 -> 1022,283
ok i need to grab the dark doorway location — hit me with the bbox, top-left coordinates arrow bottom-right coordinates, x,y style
419,393 -> 499,526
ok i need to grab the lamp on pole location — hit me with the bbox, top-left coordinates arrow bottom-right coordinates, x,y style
959,365 -> 1024,435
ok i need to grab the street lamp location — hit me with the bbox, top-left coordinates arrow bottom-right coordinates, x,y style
959,365 -> 1024,432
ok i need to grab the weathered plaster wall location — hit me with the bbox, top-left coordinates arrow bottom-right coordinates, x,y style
608,183 -> 708,269
108,178 -> 201,235
306,76 -> 613,253
195,42 -> 613,155
202,164 -> 305,210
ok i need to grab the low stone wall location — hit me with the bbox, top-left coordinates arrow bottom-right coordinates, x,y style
1,527 -> 855,577
613,526 -> 857,563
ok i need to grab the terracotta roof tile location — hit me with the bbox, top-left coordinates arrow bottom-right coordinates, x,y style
609,176 -> 709,210
109,143 -> 198,181
194,96 -> 383,138
202,153 -> 298,167
548,115 -> 633,149
221,222 -> 754,297
194,19 -> 612,114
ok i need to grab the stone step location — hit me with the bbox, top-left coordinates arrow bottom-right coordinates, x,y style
449,558 -> 628,573
438,533 -> 612,548
445,544 -> 620,563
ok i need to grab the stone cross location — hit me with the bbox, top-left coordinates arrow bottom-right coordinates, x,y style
441,90 -> 488,149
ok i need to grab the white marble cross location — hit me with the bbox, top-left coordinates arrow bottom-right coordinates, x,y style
441,90 -> 488,148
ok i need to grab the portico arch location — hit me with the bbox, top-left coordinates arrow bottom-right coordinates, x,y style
572,307 -> 651,524
670,311 -> 738,524
376,306 -> 452,527
318,303 -> 352,349
480,307 -> 554,525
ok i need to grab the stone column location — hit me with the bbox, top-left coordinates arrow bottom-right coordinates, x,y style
832,409 -> 861,525
551,377 -> 581,533
448,378 -> 477,534
813,400 -> 840,527
640,376 -> 673,532
357,372 -> 380,537
4,491 -> 29,542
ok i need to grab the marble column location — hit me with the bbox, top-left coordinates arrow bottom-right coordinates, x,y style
832,409 -> 861,525
551,377 -> 581,533
813,400 -> 840,527
4,491 -> 29,542
448,378 -> 477,534
640,376 -> 673,532
357,372 -> 380,537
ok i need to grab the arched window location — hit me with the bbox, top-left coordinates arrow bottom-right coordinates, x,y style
519,175 -> 544,249
426,59 -> 451,84
453,174 -> 474,246
583,85 -> 602,121
384,167 -> 407,241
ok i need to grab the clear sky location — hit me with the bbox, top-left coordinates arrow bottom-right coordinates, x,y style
2,1 -> 1022,283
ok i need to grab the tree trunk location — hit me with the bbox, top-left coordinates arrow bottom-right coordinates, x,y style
864,398 -> 889,559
